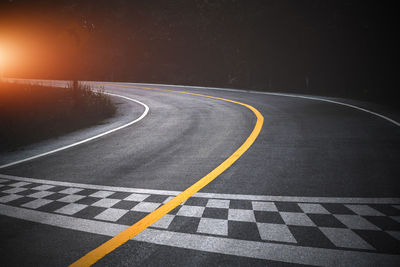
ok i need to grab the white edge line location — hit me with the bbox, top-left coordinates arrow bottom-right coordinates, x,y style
1,204 -> 399,266
117,82 -> 399,127
1,173 -> 399,204
0,173 -> 180,196
0,92 -> 149,169
257,92 -> 400,127
8,79 -> 400,126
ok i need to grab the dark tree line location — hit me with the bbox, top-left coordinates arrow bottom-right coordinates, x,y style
1,0 -> 398,106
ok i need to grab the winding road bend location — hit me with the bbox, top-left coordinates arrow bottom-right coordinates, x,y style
0,81 -> 399,266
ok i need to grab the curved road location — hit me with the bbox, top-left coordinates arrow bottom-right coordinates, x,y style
0,82 -> 399,266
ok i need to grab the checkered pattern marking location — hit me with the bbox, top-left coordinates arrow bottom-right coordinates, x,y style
0,178 -> 399,254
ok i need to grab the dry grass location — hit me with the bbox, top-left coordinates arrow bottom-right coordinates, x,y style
0,80 -> 116,151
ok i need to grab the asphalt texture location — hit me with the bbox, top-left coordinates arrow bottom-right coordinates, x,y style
0,82 -> 399,266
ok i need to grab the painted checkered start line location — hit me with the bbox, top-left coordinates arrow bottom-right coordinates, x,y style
0,174 -> 399,266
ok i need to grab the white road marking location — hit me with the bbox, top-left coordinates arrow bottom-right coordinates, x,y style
9,181 -> 30,187
1,173 -> 400,204
255,91 -> 400,127
193,192 -> 400,204
131,202 -> 160,212
92,198 -> 121,208
124,193 -> 150,201
345,204 -> 385,216
1,204 -> 399,266
126,82 -> 400,127
176,205 -> 205,217
256,223 -> 296,243
28,191 -> 54,199
32,184 -> 54,191
58,188 -> 83,195
0,194 -> 22,203
298,203 -> 330,214
252,201 -> 278,211
89,191 -> 114,198
21,199 -> 52,209
94,208 -> 128,222
320,228 -> 374,250
228,209 -> 256,222
206,199 -> 230,209
151,214 -> 175,229
197,217 -> 228,236
280,212 -> 316,227
55,203 -> 88,215
2,187 -> 27,194
0,92 -> 150,169
57,194 -> 85,203
334,215 -> 380,230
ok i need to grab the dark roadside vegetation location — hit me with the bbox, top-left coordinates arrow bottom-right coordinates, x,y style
0,81 -> 116,152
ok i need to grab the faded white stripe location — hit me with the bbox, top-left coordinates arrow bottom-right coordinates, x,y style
1,174 -> 399,204
0,204 -> 399,266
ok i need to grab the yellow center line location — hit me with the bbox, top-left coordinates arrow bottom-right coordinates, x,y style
70,84 -> 264,267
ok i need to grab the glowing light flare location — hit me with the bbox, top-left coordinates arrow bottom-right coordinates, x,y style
0,46 -> 4,65
0,41 -> 21,78
0,43 -> 10,78
0,46 -> 4,78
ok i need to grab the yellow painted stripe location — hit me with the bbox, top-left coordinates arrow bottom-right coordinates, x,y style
70,84 -> 264,267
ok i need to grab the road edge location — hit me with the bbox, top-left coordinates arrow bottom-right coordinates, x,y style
0,92 -> 149,169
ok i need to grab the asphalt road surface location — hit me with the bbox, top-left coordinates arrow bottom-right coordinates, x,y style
0,81 -> 399,266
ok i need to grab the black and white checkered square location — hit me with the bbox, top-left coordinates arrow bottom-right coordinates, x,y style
1,178 -> 399,254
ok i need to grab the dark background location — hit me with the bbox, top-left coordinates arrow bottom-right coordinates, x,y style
0,0 -> 398,106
